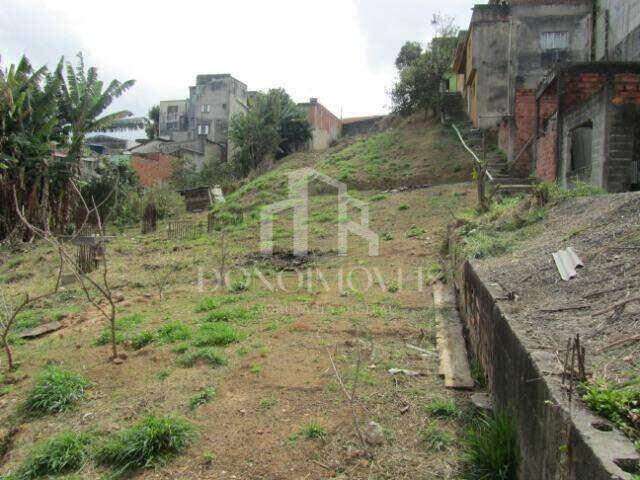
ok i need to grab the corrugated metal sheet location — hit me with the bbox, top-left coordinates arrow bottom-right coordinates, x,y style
553,247 -> 584,281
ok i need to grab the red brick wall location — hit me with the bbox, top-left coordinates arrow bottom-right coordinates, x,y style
612,73 -> 640,105
563,73 -> 608,112
513,89 -> 537,176
536,116 -> 558,181
131,153 -> 175,188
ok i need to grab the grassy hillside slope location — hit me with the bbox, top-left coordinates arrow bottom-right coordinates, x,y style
0,119 -> 480,480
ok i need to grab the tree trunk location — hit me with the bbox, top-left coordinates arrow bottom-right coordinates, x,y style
2,335 -> 13,371
109,305 -> 118,359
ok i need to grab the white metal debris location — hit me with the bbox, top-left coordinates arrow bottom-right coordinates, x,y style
553,247 -> 584,281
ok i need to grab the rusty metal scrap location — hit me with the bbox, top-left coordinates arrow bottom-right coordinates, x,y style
553,247 -> 584,281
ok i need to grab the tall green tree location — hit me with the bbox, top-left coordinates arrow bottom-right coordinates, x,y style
390,14 -> 459,117
146,105 -> 160,139
229,89 -> 311,176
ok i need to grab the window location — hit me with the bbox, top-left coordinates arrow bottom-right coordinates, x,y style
197,124 -> 209,135
201,104 -> 210,113
166,105 -> 179,122
540,32 -> 569,51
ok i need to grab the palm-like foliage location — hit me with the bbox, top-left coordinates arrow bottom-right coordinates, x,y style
0,53 -> 136,239
57,53 -> 135,160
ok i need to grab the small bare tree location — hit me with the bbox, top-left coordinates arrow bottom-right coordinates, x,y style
0,257 -> 63,371
14,183 -> 122,362
148,251 -> 179,301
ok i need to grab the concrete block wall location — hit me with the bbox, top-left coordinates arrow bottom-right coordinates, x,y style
560,89 -> 608,187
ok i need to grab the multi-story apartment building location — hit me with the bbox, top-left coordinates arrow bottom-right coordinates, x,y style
158,74 -> 249,165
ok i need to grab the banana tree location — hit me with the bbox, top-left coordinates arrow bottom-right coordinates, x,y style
57,53 -> 135,163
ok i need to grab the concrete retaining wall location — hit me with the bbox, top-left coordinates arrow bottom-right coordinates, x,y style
450,230 -> 639,479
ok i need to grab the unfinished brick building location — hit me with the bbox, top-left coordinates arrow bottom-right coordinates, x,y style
453,0 -> 640,192
535,63 -> 640,191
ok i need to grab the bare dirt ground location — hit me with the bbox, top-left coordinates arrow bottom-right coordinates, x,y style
472,192 -> 640,385
0,183 -> 477,479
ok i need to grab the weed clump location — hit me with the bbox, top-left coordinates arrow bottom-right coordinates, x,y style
462,413 -> 519,480
424,398 -> 459,419
193,323 -> 242,347
129,331 -> 155,350
301,422 -> 327,440
176,348 -> 227,368
22,366 -> 90,416
189,387 -> 216,410
202,306 -> 255,324
582,381 -> 639,442
420,422 -> 453,451
156,322 -> 192,344
13,432 -> 91,479
95,313 -> 145,346
95,415 -> 194,476
195,295 -> 240,313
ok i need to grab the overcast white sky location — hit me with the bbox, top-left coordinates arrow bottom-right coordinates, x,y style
1,0 -> 478,122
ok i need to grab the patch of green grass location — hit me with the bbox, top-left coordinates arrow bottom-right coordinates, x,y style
156,322 -> 192,344
259,396 -> 278,410
300,422 -> 327,440
381,232 -> 393,241
463,230 -> 512,259
171,343 -> 190,354
228,280 -> 248,293
582,381 -> 639,442
420,422 -> 453,451
424,398 -> 460,419
195,295 -> 240,313
188,387 -> 216,410
201,306 -> 256,325
406,225 -> 426,238
250,364 -> 262,375
94,415 -> 194,477
129,331 -> 155,350
176,348 -> 227,368
462,413 -> 519,480
370,194 -> 387,202
94,313 -> 145,346
13,432 -> 91,479
537,180 -> 606,202
22,366 -> 90,416
156,369 -> 171,381
398,204 -> 410,211
193,323 -> 243,347
14,311 -> 42,332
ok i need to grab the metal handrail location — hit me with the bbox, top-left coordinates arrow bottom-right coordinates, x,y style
451,123 -> 494,182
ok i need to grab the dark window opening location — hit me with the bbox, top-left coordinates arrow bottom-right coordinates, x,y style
569,121 -> 593,182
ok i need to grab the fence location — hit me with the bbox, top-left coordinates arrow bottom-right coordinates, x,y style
167,220 -> 205,240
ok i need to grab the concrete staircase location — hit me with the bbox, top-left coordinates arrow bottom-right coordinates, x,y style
442,93 -> 535,196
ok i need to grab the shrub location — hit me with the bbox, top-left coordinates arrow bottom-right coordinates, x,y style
22,366 -> 90,416
176,348 -> 227,368
94,415 -> 194,476
188,387 -> 216,410
14,432 -> 91,479
193,323 -> 242,347
462,413 -> 519,480
156,322 -> 192,344
424,398 -> 459,419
